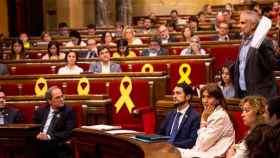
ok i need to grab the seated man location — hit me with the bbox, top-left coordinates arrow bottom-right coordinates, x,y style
33,86 -> 76,158
157,25 -> 177,44
80,38 -> 98,58
141,36 -> 168,56
213,22 -> 230,41
88,46 -> 122,73
0,90 -> 22,124
158,83 -> 200,149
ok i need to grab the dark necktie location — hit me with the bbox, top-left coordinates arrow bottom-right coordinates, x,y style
168,112 -> 182,143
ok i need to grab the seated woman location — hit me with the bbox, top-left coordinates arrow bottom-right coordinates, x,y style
10,39 -> 28,60
65,30 -> 87,47
218,64 -> 235,98
112,39 -> 136,58
42,41 -> 65,60
226,96 -> 270,158
180,36 -> 206,55
58,51 -> 83,75
39,31 -> 52,45
178,83 -> 235,158
19,32 -> 31,49
100,31 -> 117,47
182,26 -> 193,43
123,26 -> 143,45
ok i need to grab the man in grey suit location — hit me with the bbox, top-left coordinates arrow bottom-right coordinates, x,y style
141,36 -> 168,57
0,63 -> 8,75
88,46 -> 122,73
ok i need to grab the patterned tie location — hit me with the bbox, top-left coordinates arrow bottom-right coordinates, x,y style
168,112 -> 182,143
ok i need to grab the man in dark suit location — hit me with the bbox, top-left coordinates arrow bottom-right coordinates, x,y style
80,39 -> 98,58
234,10 -> 278,99
0,90 -> 22,124
141,36 -> 168,56
88,46 -> 122,73
157,25 -> 177,44
33,86 -> 76,158
158,83 -> 200,149
212,22 -> 231,41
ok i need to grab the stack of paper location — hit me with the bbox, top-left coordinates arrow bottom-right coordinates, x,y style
105,129 -> 138,135
81,124 -> 122,131
251,16 -> 272,49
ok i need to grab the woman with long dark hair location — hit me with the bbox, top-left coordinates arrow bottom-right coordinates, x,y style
42,41 -> 65,60
179,83 -> 235,158
10,39 -> 27,60
112,39 -> 136,58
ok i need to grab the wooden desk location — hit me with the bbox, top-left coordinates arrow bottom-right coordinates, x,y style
72,128 -> 181,158
0,124 -> 41,158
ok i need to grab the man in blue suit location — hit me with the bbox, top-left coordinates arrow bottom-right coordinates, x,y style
158,83 -> 200,149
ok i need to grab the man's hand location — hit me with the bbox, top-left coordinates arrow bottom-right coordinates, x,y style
36,132 -> 50,140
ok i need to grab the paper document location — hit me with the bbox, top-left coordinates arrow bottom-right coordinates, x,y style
251,16 -> 272,48
81,124 -> 122,131
105,129 -> 138,135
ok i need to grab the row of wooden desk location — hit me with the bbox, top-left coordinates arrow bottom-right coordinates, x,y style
0,124 -> 180,158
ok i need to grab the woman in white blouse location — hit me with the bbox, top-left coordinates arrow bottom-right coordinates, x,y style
180,36 -> 206,56
58,51 -> 83,75
226,96 -> 269,158
178,83 -> 235,158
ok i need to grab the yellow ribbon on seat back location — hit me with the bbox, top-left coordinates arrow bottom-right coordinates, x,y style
177,63 -> 192,85
35,78 -> 48,97
141,64 -> 154,73
114,76 -> 135,114
77,77 -> 90,95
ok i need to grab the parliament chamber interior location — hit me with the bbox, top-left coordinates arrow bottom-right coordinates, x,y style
0,0 -> 280,158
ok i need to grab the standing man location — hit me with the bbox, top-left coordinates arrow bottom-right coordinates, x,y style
158,83 -> 200,149
33,86 -> 76,158
234,10 -> 278,99
0,90 -> 22,124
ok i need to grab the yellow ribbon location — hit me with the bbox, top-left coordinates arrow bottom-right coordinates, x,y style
177,63 -> 192,84
141,64 -> 154,73
77,77 -> 90,95
35,78 -> 48,97
114,76 -> 135,114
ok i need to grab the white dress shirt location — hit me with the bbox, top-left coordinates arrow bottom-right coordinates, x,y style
42,108 -> 56,133
58,65 -> 84,75
178,105 -> 235,158
101,62 -> 111,73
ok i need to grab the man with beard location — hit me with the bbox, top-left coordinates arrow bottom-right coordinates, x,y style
158,83 -> 200,149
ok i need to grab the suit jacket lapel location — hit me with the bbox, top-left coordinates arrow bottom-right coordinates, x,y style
41,107 -> 50,131
167,111 -> 177,134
